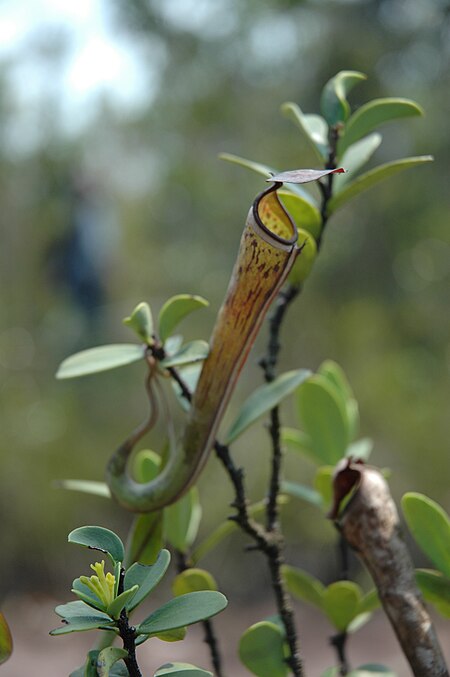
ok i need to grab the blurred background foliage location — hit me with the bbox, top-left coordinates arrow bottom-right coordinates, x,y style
1,0 -> 449,602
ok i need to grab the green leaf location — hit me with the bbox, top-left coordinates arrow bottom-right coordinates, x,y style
123,302 -> 154,343
126,511 -> 164,567
334,133 -> 382,189
314,466 -> 334,509
164,487 -> 202,554
327,156 -> 433,213
57,479 -> 111,498
280,481 -> 323,508
154,663 -> 212,677
70,650 -> 101,677
282,565 -> 324,609
402,493 -> 450,577
56,344 -> 145,379
358,589 -> 380,615
97,647 -> 128,677
219,152 -> 318,205
0,613 -> 12,665
68,526 -> 125,566
323,581 -> 362,631
280,102 -> 328,162
225,369 -> 311,444
172,569 -> 218,597
124,549 -> 171,612
318,359 -> 359,439
171,363 -> 202,412
298,376 -> 351,464
160,340 -> 209,368
281,427 -> 318,464
288,229 -> 318,284
320,70 -> 367,126
346,612 -> 372,634
50,601 -> 114,635
415,569 -> 450,618
318,360 -> 354,401
349,667 -> 396,677
346,438 -> 373,462
278,191 -> 322,240
137,591 -> 228,635
239,621 -> 288,677
72,578 -> 105,612
219,152 -> 275,179
154,627 -> 187,643
107,586 -> 139,620
133,449 -> 161,483
158,295 -> 209,343
338,98 -> 424,154
191,499 -> 271,563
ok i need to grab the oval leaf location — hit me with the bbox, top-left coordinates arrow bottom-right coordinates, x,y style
58,479 -> 111,498
298,376 -> 351,464
160,340 -> 209,368
219,152 -> 318,205
314,466 -> 335,510
172,569 -> 218,597
51,601 -> 114,636
158,295 -> 209,343
164,487 -> 202,554
281,427 -> 319,464
402,493 -> 450,577
107,585 -> 139,619
278,191 -> 322,239
126,511 -> 164,567
56,344 -> 145,379
323,581 -> 362,631
288,229 -> 317,284
282,565 -> 324,609
133,449 -> 162,483
137,591 -> 227,635
320,71 -> 367,126
0,613 -> 12,665
68,526 -> 125,566
154,663 -> 212,677
239,621 -> 288,677
225,369 -> 311,444
358,589 -> 380,615
191,499 -> 270,564
415,569 -> 450,618
349,667 -> 396,677
327,156 -> 433,213
334,133 -> 382,189
281,481 -> 323,508
154,627 -> 187,643
339,98 -> 423,154
280,102 -> 327,162
97,647 -> 128,677
72,578 -> 105,612
124,549 -> 171,612
318,359 -> 359,439
123,302 -> 154,343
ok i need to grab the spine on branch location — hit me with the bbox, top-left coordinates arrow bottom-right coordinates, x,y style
330,460 -> 449,677
107,183 -> 299,512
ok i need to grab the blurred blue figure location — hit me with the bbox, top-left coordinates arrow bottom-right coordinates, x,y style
46,173 -> 119,334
